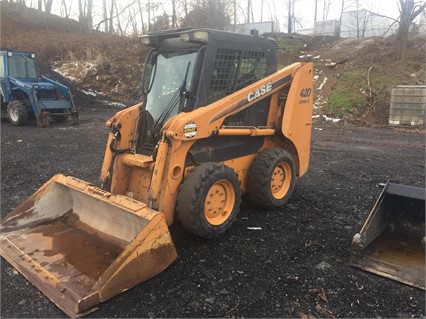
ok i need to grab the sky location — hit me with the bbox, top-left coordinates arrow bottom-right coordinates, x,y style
49,0 -> 404,34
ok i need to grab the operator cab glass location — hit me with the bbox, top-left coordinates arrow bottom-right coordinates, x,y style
145,50 -> 197,119
139,49 -> 198,153
8,55 -> 37,79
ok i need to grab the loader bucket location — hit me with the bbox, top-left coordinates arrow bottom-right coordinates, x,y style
0,175 -> 177,317
349,183 -> 425,289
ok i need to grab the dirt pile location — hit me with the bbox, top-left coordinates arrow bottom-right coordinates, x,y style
271,33 -> 425,124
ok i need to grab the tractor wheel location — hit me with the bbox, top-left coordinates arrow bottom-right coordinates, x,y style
7,100 -> 28,126
248,148 -> 296,210
176,163 -> 242,239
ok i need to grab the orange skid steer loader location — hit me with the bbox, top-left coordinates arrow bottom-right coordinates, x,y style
0,29 -> 314,317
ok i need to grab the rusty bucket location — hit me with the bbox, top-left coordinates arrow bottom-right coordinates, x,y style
349,182 -> 425,289
0,174 -> 177,317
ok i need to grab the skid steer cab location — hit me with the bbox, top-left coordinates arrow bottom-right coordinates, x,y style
0,50 -> 78,126
1,29 -> 313,317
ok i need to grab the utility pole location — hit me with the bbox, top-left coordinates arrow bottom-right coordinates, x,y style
261,0 -> 264,22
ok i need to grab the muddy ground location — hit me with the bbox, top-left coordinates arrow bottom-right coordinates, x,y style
1,106 -> 425,318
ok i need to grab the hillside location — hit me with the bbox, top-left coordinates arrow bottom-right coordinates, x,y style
1,2 -> 424,123
271,33 -> 425,124
1,1 -> 147,106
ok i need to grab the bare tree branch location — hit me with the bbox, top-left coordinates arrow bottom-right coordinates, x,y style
94,0 -> 136,31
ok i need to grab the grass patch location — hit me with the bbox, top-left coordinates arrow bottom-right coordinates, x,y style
277,38 -> 304,55
326,66 -> 400,120
326,68 -> 367,118
328,87 -> 365,118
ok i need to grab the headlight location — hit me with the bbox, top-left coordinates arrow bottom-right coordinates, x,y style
192,31 -> 208,42
180,31 -> 209,43
180,33 -> 190,42
140,36 -> 151,45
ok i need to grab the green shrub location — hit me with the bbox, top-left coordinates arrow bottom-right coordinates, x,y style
327,87 -> 366,118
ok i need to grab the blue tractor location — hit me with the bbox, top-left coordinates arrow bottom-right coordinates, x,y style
0,50 -> 78,126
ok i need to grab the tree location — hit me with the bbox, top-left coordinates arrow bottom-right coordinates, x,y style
78,0 -> 94,32
287,0 -> 292,32
286,0 -> 300,33
137,0 -> 146,34
247,0 -> 251,23
43,0 -> 53,13
171,0 -> 178,28
180,0 -> 231,29
60,0 -> 72,18
322,0 -> 331,20
151,12 -> 171,31
395,0 -> 426,59
103,0 -> 109,32
109,0 -> 114,33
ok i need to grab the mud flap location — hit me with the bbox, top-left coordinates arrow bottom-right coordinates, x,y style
349,183 -> 425,289
0,175 -> 177,317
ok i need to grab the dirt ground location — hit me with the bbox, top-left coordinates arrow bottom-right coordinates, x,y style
1,104 -> 424,318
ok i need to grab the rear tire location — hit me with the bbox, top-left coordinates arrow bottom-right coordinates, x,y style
176,163 -> 242,239
7,100 -> 28,126
248,148 -> 296,209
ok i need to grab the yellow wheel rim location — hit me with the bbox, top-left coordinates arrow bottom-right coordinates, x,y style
270,162 -> 292,200
204,179 -> 235,226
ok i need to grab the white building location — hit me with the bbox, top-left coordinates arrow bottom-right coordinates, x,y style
340,10 -> 399,38
313,20 -> 340,36
226,21 -> 277,35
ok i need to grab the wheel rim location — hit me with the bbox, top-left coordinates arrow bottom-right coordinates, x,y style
9,106 -> 20,122
271,162 -> 292,200
204,179 -> 235,226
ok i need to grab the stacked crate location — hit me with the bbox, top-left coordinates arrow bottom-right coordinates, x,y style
389,85 -> 426,126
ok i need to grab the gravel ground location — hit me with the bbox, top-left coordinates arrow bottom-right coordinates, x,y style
1,108 -> 425,318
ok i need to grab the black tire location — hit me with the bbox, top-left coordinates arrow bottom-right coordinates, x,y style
176,163 -> 242,239
7,100 -> 28,126
248,148 -> 296,210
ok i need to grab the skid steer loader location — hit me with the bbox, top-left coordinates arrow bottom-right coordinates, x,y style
0,29 -> 314,317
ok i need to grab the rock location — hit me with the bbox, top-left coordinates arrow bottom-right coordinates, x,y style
220,289 -> 229,295
205,297 -> 214,305
189,301 -> 200,310
315,261 -> 332,270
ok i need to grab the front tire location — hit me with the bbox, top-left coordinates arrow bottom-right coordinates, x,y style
7,100 -> 28,126
248,148 -> 296,209
176,163 -> 242,239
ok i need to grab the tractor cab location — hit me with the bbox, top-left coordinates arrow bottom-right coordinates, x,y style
2,51 -> 38,80
137,29 -> 278,156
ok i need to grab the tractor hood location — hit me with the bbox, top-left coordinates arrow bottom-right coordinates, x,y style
9,77 -> 57,90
